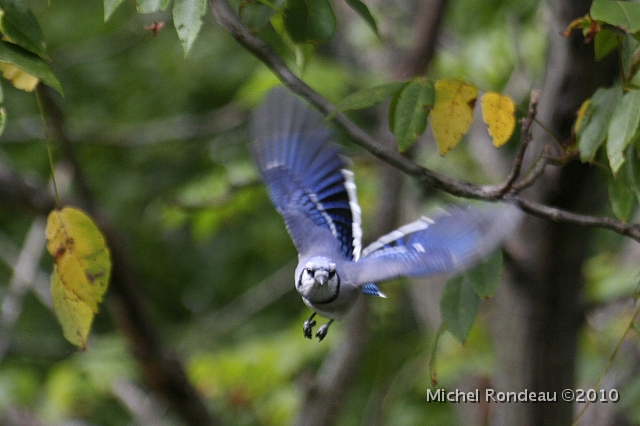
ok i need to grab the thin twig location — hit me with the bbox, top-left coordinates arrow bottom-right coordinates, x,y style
511,146 -> 551,193
494,90 -> 539,196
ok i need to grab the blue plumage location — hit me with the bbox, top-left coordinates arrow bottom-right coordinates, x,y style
251,87 -> 514,340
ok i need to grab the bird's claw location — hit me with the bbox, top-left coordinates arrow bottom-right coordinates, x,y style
303,319 -> 316,339
316,324 -> 330,341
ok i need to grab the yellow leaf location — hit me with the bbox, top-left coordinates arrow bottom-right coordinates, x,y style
0,62 -> 39,92
481,92 -> 516,147
431,80 -> 478,155
46,207 -> 111,349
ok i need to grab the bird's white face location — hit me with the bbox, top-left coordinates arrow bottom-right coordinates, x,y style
297,257 -> 340,302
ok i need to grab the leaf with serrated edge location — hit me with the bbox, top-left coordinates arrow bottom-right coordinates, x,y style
431,79 -> 478,155
440,275 -> 479,343
46,207 -> 111,349
481,92 -> 516,148
607,89 -> 640,174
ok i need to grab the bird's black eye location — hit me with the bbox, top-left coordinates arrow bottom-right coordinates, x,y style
328,270 -> 336,278
306,268 -> 313,274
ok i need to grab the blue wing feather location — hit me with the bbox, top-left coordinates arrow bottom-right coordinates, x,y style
252,88 -> 362,260
347,206 -> 514,286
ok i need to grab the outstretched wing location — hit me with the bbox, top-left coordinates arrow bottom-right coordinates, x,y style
344,206 -> 515,286
251,87 -> 362,260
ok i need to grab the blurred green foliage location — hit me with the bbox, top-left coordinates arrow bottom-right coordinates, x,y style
0,0 -> 639,425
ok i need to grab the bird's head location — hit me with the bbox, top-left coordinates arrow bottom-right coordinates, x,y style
297,257 -> 340,302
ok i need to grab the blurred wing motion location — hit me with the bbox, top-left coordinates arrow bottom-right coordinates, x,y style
251,87 -> 362,260
346,206 -> 516,286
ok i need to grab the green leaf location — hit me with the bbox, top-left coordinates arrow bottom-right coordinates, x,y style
174,0 -> 207,58
466,250 -> 503,298
239,0 -> 278,32
608,163 -> 634,221
0,40 -> 62,95
344,0 -> 378,37
594,29 -> 622,61
104,0 -> 127,21
0,0 -> 47,58
577,86 -> 622,162
591,0 -> 640,34
283,0 -> 336,45
607,89 -> 640,174
136,0 -> 171,14
440,275 -> 479,343
335,81 -> 406,113
46,207 -> 112,350
625,146 -> 640,204
391,78 -> 435,151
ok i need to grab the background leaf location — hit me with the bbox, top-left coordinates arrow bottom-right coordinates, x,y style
440,275 -> 480,343
480,92 -> 516,148
283,0 -> 336,45
590,0 -> 640,34
608,164 -> 634,221
594,29 -> 622,60
0,40 -> 62,94
466,250 -> 503,298
607,89 -> 640,174
136,0 -> 171,14
173,0 -> 207,58
577,86 -> 622,162
46,207 -> 112,349
431,79 -> 478,155
0,0 -> 48,58
344,0 -> 378,37
335,81 -> 406,113
104,0 -> 127,21
0,61 -> 37,91
391,78 -> 434,151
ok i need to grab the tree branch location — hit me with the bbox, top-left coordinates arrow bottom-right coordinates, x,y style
209,0 -> 640,244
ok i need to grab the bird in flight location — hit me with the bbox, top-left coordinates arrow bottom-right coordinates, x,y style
252,87 -> 512,341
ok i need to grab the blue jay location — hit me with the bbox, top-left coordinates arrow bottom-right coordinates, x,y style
252,87 -> 512,341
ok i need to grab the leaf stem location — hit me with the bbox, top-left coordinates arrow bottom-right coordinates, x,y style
36,86 -> 60,208
428,323 -> 446,386
572,300 -> 640,425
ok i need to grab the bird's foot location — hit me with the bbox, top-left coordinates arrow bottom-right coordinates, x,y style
303,319 -> 316,339
315,320 -> 334,341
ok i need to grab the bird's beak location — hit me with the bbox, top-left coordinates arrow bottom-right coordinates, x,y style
315,271 -> 329,286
